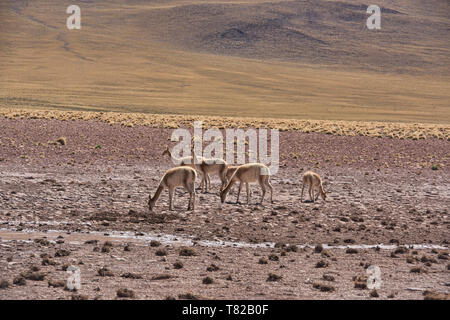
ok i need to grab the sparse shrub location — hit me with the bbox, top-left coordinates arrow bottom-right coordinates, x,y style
423,290 -> 449,300
313,281 -> 335,292
266,273 -> 282,282
179,247 -> 196,256
410,266 -> 427,273
21,271 -> 45,281
155,249 -> 167,256
55,249 -> 70,257
268,254 -> 279,261
314,244 -> 323,253
322,274 -> 335,282
178,292 -> 199,300
117,288 -> 135,298
97,267 -> 114,277
354,275 -> 368,289
13,276 -> 26,286
0,279 -> 10,289
202,277 -> 214,284
121,273 -> 142,279
150,240 -> 161,247
48,280 -> 65,288
258,258 -> 268,264
206,264 -> 220,272
315,260 -> 329,268
151,274 -> 172,280
56,137 -> 67,146
370,290 -> 379,298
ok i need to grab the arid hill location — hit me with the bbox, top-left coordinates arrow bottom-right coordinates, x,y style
0,0 -> 449,122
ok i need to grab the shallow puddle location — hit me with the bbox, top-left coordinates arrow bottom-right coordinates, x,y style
0,220 -> 447,250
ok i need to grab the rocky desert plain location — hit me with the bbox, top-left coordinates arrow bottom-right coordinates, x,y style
0,110 -> 448,300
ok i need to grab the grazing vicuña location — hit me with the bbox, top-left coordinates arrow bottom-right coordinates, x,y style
220,163 -> 273,205
148,166 -> 197,211
301,171 -> 326,203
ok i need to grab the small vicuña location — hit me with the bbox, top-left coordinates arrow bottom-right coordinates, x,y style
148,166 -> 197,211
301,171 -> 326,203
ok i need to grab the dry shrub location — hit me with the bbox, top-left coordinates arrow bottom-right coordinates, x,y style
2,109 -> 448,140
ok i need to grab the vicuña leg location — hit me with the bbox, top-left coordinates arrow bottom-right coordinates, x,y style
168,187 -> 175,211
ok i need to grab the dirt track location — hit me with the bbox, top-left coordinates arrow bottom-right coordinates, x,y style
0,118 -> 449,300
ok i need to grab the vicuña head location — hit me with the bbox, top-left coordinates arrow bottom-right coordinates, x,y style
162,145 -> 171,157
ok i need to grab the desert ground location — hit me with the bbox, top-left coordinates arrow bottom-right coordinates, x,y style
0,115 -> 448,300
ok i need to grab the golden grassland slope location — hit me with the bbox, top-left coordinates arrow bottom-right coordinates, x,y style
0,0 -> 449,122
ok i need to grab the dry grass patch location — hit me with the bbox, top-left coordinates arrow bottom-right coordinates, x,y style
2,109 -> 448,140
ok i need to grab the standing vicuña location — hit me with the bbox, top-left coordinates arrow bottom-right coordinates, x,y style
220,163 -> 273,204
301,171 -> 326,202
162,146 -> 206,189
148,166 -> 196,211
193,151 -> 228,193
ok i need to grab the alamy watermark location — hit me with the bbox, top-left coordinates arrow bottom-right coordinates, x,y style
66,265 -> 81,291
66,4 -> 380,31
169,121 -> 279,175
367,5 -> 381,30
366,265 -> 382,289
66,5 -> 81,30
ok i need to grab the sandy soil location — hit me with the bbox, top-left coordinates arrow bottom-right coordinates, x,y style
0,118 -> 449,300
